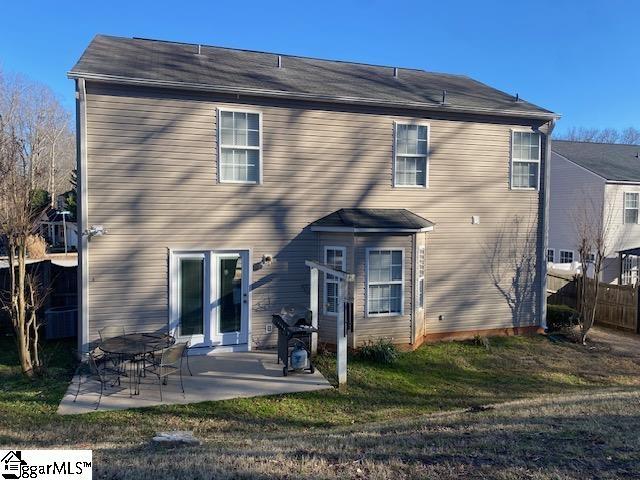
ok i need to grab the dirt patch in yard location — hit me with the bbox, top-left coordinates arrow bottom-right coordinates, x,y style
587,326 -> 640,359
87,389 -> 640,479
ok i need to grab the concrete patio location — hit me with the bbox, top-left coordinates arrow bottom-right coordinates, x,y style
57,351 -> 331,415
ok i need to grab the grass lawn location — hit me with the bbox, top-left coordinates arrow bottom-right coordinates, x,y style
1,333 -> 640,478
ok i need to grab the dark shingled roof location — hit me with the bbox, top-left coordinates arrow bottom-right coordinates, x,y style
310,209 -> 434,232
553,140 -> 640,182
69,35 -> 555,119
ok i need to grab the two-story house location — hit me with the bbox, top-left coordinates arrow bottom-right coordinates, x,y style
549,140 -> 640,284
70,35 -> 557,354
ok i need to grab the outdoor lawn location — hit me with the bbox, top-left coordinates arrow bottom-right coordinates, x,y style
1,333 -> 640,479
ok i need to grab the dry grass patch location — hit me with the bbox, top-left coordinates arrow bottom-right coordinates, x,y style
1,333 -> 640,478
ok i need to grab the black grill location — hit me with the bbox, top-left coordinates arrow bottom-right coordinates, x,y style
271,307 -> 317,376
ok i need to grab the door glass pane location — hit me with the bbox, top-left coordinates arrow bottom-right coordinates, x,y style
219,257 -> 242,333
180,258 -> 204,336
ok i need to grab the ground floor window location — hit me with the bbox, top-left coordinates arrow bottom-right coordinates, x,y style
324,246 -> 346,315
367,249 -> 403,316
622,255 -> 639,286
559,250 -> 574,263
417,246 -> 425,309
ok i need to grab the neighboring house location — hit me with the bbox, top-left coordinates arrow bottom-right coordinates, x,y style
37,200 -> 78,252
69,35 -> 557,353
549,140 -> 640,284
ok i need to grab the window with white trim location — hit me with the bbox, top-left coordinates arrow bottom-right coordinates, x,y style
622,255 -> 639,285
546,249 -> 555,263
367,249 -> 403,315
559,250 -> 574,263
219,110 -> 261,183
624,192 -> 639,224
417,246 -> 425,309
511,131 -> 541,190
394,123 -> 428,187
324,247 -> 346,315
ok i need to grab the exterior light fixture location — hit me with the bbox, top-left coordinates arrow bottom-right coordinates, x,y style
85,225 -> 107,238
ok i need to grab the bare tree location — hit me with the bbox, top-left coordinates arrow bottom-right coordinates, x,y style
621,127 -> 640,145
558,126 -> 640,145
0,71 -> 69,376
484,213 -> 539,329
572,193 -> 615,345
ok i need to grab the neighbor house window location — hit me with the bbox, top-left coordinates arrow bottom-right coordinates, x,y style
546,249 -> 555,263
559,250 -> 574,263
324,247 -> 346,315
417,246 -> 425,309
511,131 -> 541,190
622,255 -> 639,285
367,249 -> 403,315
219,110 -> 261,183
624,192 -> 639,224
394,123 -> 428,187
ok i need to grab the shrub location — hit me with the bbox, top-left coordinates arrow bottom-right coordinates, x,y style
26,234 -> 47,259
472,334 -> 491,350
547,304 -> 578,332
358,338 -> 399,365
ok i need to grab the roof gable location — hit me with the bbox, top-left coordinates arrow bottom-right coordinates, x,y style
553,140 -> 640,182
69,35 -> 556,120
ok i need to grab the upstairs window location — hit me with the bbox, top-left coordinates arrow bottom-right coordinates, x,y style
219,110 -> 261,183
511,131 -> 541,190
394,123 -> 428,187
367,249 -> 403,316
624,192 -> 639,224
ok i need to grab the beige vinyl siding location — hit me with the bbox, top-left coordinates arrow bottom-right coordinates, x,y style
354,235 -> 414,345
84,82 -> 545,344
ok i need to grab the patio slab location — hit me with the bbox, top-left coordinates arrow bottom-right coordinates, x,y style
57,351 -> 331,415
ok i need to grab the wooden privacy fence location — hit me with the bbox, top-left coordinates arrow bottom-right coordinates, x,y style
547,270 -> 639,332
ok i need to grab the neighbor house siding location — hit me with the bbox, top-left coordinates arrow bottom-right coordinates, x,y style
602,183 -> 640,283
84,82 -> 546,345
548,151 -> 606,262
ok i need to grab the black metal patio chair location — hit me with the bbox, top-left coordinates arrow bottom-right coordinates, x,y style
142,342 -> 188,401
73,349 -> 121,410
98,326 -> 127,375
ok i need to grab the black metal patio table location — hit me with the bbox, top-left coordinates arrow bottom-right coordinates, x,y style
98,333 -> 175,396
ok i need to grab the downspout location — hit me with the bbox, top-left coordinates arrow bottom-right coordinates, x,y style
76,78 -> 90,352
540,119 -> 556,331
410,233 -> 416,345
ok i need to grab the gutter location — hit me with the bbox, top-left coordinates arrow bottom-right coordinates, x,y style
67,71 -> 560,122
75,78 -> 90,352
310,226 -> 434,233
540,119 -> 557,331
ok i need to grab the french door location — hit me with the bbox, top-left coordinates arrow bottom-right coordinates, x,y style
171,250 -> 249,348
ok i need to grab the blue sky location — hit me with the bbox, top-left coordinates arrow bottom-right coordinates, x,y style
1,0 -> 638,135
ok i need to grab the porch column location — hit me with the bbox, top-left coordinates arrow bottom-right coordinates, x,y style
309,266 -> 319,354
337,278 -> 347,385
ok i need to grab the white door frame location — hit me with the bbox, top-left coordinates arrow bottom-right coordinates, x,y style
211,251 -> 250,346
169,248 -> 252,352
